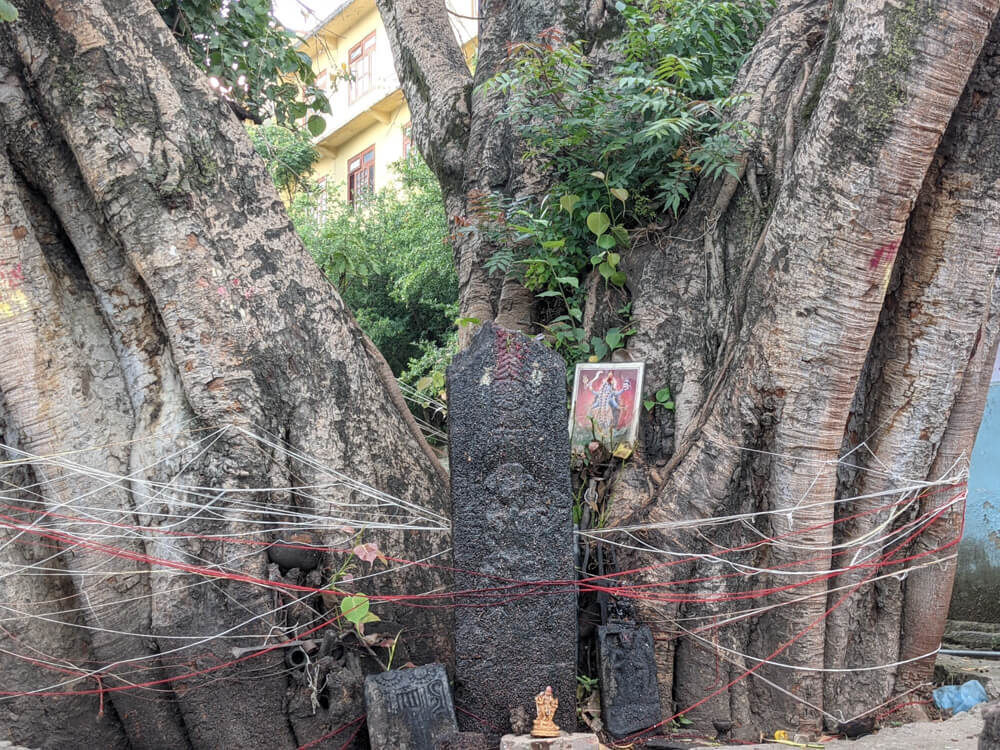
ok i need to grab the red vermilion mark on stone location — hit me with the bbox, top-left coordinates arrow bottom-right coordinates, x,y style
494,329 -> 527,381
869,242 -> 898,270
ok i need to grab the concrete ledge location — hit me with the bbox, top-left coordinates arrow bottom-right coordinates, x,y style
500,733 -> 600,750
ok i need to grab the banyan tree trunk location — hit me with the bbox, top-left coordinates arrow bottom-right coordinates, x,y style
0,2 -> 450,747
606,0 -> 1000,735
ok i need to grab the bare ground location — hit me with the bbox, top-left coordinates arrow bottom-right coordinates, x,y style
687,705 -> 985,750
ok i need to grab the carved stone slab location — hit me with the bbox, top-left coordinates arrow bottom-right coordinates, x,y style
448,323 -> 577,739
364,663 -> 458,750
597,621 -> 661,736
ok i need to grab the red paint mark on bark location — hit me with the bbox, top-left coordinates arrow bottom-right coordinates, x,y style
0,264 -> 24,289
870,242 -> 898,270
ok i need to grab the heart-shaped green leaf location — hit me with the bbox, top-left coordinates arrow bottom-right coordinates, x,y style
341,595 -> 370,624
610,187 -> 629,202
587,212 -> 611,237
0,0 -> 17,21
559,194 -> 581,215
306,115 -> 326,137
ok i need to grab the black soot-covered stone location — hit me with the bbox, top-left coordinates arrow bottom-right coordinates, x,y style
982,701 -> 1000,750
597,621 -> 661,736
447,323 -> 577,741
364,663 -> 458,750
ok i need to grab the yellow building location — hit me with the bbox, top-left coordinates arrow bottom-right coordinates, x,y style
297,0 -> 478,204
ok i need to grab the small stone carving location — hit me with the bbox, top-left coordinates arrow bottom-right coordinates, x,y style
532,686 -> 560,738
597,621 -> 661,736
364,663 -> 458,750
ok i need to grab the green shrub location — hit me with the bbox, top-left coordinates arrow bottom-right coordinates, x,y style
478,0 -> 772,364
290,157 -> 458,377
247,124 -> 319,201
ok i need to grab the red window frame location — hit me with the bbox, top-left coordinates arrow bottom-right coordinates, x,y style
348,32 -> 376,103
347,146 -> 375,205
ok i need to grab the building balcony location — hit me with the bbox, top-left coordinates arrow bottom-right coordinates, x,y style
312,72 -> 406,152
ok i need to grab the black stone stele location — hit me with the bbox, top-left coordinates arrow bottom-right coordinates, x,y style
364,664 -> 458,750
597,621 -> 661,736
447,322 -> 577,740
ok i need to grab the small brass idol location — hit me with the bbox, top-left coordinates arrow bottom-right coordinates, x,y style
531,685 -> 560,738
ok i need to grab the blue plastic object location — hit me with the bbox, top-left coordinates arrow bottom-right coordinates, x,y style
933,679 -> 989,714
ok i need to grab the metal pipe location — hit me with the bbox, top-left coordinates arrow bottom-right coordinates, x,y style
939,648 -> 1000,658
285,646 -> 308,669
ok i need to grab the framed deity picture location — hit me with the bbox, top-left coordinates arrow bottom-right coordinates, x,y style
569,362 -> 645,454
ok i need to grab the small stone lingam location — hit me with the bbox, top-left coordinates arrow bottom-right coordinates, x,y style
531,686 -> 560,738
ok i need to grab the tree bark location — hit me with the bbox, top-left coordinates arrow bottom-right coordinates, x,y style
0,2 -> 451,747
377,0 -> 618,343
608,0 -> 1000,735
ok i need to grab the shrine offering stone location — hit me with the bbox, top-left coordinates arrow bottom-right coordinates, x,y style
499,733 -> 599,750
597,621 -> 661,736
364,664 -> 458,750
448,323 -> 577,738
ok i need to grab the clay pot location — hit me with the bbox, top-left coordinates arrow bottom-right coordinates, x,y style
267,531 -> 324,571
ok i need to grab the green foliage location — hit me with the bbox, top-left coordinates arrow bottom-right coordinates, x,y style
400,333 -> 458,405
247,123 -> 318,200
291,157 -> 458,376
481,172 -> 635,363
0,0 -> 17,23
643,384 -> 675,412
576,673 -> 599,703
154,0 -> 331,128
478,0 -> 771,366
340,594 -> 380,632
487,0 -> 770,216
